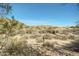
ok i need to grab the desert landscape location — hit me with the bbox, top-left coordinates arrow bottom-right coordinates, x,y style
0,3 -> 79,56
0,18 -> 79,56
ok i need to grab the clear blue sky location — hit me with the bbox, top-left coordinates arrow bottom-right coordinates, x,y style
9,3 -> 79,26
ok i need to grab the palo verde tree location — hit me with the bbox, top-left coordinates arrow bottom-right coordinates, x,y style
0,3 -> 12,17
0,3 -> 13,34
0,3 -> 13,49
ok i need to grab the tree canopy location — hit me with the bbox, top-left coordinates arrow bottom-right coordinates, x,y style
0,3 -> 12,17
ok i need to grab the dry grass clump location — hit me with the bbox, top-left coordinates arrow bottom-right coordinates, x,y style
61,35 -> 68,40
25,28 -> 35,34
0,37 -> 41,56
55,33 -> 77,40
29,34 -> 41,39
36,37 -> 44,43
42,34 -> 52,40
43,41 -> 54,49
1,38 -> 27,55
67,33 -> 75,40
20,34 -> 28,39
53,33 -> 67,40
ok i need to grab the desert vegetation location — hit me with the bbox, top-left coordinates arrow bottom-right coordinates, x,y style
0,3 -> 79,56
0,18 -> 79,56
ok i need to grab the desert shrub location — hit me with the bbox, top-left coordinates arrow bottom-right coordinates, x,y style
1,38 -> 27,55
36,37 -> 43,43
26,29 -> 33,34
21,35 -> 28,39
0,29 -> 6,34
29,34 -> 41,39
46,30 -> 55,34
55,30 -> 59,33
53,33 -> 61,39
53,36 -> 62,40
0,37 -> 42,56
54,34 -> 68,40
39,30 -> 57,34
42,34 -> 52,40
43,41 -> 54,49
39,30 -> 47,34
61,36 -> 68,40
68,34 -> 75,40
0,34 -> 7,49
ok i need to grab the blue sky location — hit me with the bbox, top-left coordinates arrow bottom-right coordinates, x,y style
9,3 -> 79,26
